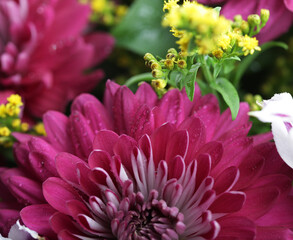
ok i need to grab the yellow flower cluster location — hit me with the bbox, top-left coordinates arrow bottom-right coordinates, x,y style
0,94 -> 23,118
163,0 -> 231,55
163,0 -> 264,58
82,0 -> 127,26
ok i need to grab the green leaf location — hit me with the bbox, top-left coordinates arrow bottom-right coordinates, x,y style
169,70 -> 184,89
185,63 -> 201,101
111,0 -> 176,56
210,77 -> 240,120
233,41 -> 288,88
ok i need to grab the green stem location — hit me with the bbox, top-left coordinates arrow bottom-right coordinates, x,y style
125,72 -> 153,87
198,56 -> 214,84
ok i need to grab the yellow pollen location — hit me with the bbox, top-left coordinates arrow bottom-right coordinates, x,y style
0,127 -> 11,137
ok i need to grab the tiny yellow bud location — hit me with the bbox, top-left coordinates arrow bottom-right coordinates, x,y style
12,119 -> 21,128
177,59 -> 187,69
34,122 -> 47,136
212,49 -> 224,59
167,48 -> 178,56
144,53 -> 156,62
0,127 -> 11,137
151,79 -> 167,89
247,14 -> 261,27
152,69 -> 164,78
234,15 -> 243,24
260,9 -> 270,25
151,62 -> 161,70
166,53 -> 176,59
164,59 -> 174,70
240,21 -> 250,34
21,122 -> 29,132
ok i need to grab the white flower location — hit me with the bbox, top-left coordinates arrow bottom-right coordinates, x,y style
249,92 -> 293,169
0,220 -> 40,240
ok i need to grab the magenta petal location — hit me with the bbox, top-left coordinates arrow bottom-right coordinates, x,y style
213,166 -> 239,194
92,130 -> 119,155
43,111 -> 74,152
43,177 -> 81,215
88,150 -> 112,173
76,162 -> 100,197
71,94 -> 114,131
165,130 -> 189,164
178,116 -> 206,164
55,152 -> 84,185
0,209 -> 19,236
113,135 -> 137,175
238,186 -> 280,220
135,82 -> 158,108
113,85 -> 137,134
256,226 -> 293,240
84,32 -> 114,65
156,89 -> 184,126
209,191 -> 245,213
104,80 -> 121,115
217,216 -> 255,239
234,153 -> 264,190
130,104 -> 154,140
28,137 -> 59,181
8,176 -> 44,204
284,0 -> 293,11
20,204 -> 56,238
151,123 -> 176,167
168,155 -> 185,180
69,110 -> 95,159
50,212 -> 80,235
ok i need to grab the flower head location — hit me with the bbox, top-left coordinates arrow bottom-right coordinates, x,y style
249,93 -> 293,169
1,82 -> 292,239
0,0 -> 114,117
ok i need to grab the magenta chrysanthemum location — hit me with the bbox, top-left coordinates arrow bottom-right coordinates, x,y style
0,0 -> 114,117
0,81 -> 292,239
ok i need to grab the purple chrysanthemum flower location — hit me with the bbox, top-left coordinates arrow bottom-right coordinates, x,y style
1,81 -> 292,239
0,0 -> 114,117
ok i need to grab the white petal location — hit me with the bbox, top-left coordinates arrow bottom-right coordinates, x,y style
249,92 -> 293,123
272,120 -> 293,169
4,220 -> 40,240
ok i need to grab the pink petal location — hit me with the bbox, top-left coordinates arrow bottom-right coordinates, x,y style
92,130 -> 119,155
43,177 -> 81,215
20,204 -> 56,238
8,176 -> 44,204
55,152 -> 84,185
238,186 -> 280,220
113,85 -> 137,134
213,166 -> 239,194
165,130 -> 189,164
209,191 -> 245,213
43,111 -> 74,152
135,82 -> 158,108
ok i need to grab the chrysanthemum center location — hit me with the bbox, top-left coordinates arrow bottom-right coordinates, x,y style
114,190 -> 186,239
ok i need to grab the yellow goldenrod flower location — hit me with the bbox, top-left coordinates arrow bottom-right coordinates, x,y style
7,94 -> 23,107
12,119 -> 21,128
34,122 -> 47,136
163,0 -> 179,12
163,0 -> 232,55
0,105 -> 6,118
21,123 -> 29,132
212,49 -> 224,59
91,0 -> 106,13
238,35 -> 261,56
0,127 -> 11,137
217,34 -> 231,50
151,79 -> 167,89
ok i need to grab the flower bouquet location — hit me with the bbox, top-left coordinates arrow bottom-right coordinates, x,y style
0,0 -> 292,239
